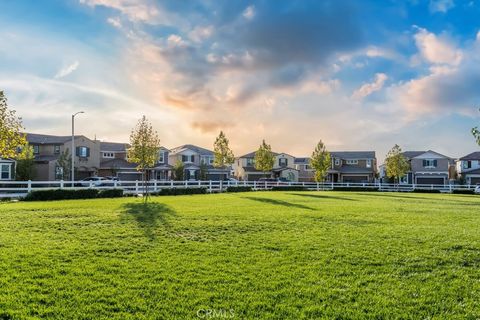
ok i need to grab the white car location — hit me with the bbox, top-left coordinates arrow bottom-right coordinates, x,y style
475,185 -> 480,194
79,177 -> 109,187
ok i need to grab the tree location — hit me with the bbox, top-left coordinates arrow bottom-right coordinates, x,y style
16,144 -> 35,180
254,140 -> 275,177
173,160 -> 185,181
199,162 -> 208,180
213,131 -> 235,168
127,116 -> 161,202
310,140 -> 332,182
56,148 -> 72,180
472,108 -> 480,146
385,144 -> 410,184
0,91 -> 26,159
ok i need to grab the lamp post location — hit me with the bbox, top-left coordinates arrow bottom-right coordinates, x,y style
71,111 -> 84,185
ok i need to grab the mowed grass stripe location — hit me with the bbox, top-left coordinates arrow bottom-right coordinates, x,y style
0,192 -> 479,319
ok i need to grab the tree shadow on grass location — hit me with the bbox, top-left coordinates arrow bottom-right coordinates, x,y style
242,196 -> 315,211
290,193 -> 357,201
121,202 -> 176,240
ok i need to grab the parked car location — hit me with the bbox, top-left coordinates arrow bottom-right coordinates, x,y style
79,177 -> 110,187
475,184 -> 480,194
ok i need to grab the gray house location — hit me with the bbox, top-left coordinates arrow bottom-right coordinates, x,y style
402,150 -> 454,185
327,151 -> 377,183
456,152 -> 480,185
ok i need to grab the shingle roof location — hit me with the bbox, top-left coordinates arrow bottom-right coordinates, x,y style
330,151 -> 376,159
459,152 -> 480,160
239,151 -> 280,158
402,151 -> 426,159
294,157 -> 310,164
100,142 -> 129,152
169,144 -> 213,156
26,133 -> 80,144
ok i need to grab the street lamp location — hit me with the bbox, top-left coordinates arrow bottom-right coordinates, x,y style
71,111 -> 84,184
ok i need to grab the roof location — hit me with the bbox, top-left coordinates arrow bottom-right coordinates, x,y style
402,151 -> 426,159
294,157 -> 310,164
169,144 -> 213,156
100,142 -> 129,152
26,133 -> 82,145
34,155 -> 59,162
330,151 -> 376,159
459,152 -> 480,161
328,166 -> 375,174
239,151 -> 280,158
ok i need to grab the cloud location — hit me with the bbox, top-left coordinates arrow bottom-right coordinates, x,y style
54,61 -> 80,79
188,25 -> 214,43
413,27 -> 462,65
352,73 -> 388,99
79,0 -> 160,22
107,17 -> 122,28
191,121 -> 233,133
429,0 -> 455,13
243,5 -> 255,20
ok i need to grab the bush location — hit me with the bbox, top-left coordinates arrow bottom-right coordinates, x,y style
412,189 -> 441,193
226,186 -> 252,193
24,189 -> 99,201
153,187 -> 207,196
452,189 -> 475,195
332,187 -> 379,192
271,186 -> 307,191
98,189 -> 124,198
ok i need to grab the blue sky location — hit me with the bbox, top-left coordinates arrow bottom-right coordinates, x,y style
1,0 -> 479,160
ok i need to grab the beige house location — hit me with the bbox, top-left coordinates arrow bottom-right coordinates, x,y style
401,151 -> 454,185
327,151 -> 377,183
233,151 -> 299,181
26,133 -> 100,181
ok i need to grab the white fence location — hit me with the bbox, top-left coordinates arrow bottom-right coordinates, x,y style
0,180 -> 477,198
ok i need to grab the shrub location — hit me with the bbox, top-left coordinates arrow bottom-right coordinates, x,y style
226,186 -> 252,193
332,187 -> 379,192
153,187 -> 207,196
452,189 -> 475,195
412,189 -> 441,193
271,186 -> 307,191
24,189 -> 99,201
98,189 -> 124,198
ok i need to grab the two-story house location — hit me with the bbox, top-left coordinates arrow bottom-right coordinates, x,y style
233,152 -> 299,181
98,142 -> 138,181
26,133 -> 100,181
294,157 -> 315,182
456,152 -> 480,185
168,144 -> 230,180
402,150 -> 454,185
0,158 -> 15,181
327,151 -> 377,183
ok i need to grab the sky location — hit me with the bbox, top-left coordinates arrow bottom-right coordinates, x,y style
1,0 -> 480,161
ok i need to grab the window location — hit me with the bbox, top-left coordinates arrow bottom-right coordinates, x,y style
366,159 -> 372,168
33,145 -> 39,154
334,158 -> 340,166
279,158 -> 288,167
76,146 -> 90,158
1,164 -> 11,180
463,161 -> 472,169
246,158 -> 255,166
102,152 -> 114,158
423,159 -> 437,168
346,159 -> 358,165
182,155 -> 188,162
191,155 -> 195,162
54,145 -> 61,154
159,152 -> 164,163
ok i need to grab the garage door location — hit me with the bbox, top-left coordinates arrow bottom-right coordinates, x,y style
342,176 -> 368,183
470,177 -> 480,185
247,174 -> 266,181
416,177 -> 444,185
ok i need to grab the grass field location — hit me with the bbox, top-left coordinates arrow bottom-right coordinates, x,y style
1,191 -> 480,319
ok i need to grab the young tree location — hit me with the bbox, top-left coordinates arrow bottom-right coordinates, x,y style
0,91 -> 26,159
199,162 -> 208,180
385,144 -> 410,184
127,116 -> 161,202
56,149 -> 72,180
254,140 -> 275,177
310,140 -> 332,182
16,144 -> 35,180
213,131 -> 235,168
472,108 -> 480,146
173,160 -> 185,181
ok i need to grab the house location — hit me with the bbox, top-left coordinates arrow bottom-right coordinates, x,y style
233,152 -> 299,181
456,152 -> 480,185
98,142 -> 140,181
0,158 -> 15,181
402,150 -> 455,185
26,133 -> 100,181
327,151 -> 377,183
294,157 -> 315,182
168,144 -> 230,180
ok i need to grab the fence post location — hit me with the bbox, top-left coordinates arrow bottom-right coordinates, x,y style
89,181 -> 93,189
27,180 -> 32,192
154,179 -> 158,192
114,180 -> 118,188
316,182 -> 319,191
209,180 -> 212,193
253,180 -> 256,190
60,180 -> 64,189
171,180 -> 174,188
135,180 -> 139,193
185,180 -> 188,188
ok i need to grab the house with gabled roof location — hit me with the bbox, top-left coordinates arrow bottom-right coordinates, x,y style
327,151 -> 377,183
233,151 -> 299,181
456,152 -> 480,185
402,150 -> 455,185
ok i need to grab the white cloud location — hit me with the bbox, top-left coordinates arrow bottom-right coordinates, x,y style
54,61 -> 80,79
107,17 -> 122,28
352,73 -> 388,99
413,27 -> 462,65
243,5 -> 255,20
429,0 -> 455,13
188,25 -> 214,43
79,0 -> 160,23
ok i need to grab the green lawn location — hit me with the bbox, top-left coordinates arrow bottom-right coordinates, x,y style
1,192 -> 480,319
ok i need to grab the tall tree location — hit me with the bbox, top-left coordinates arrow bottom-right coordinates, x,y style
127,116 -> 161,202
199,162 -> 208,180
0,91 -> 26,159
310,140 -> 332,182
173,160 -> 185,181
385,144 -> 410,184
16,144 -> 35,180
254,140 -> 275,177
213,131 -> 235,168
472,108 -> 480,146
56,149 -> 72,180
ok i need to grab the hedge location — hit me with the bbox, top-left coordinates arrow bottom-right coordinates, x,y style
226,186 -> 253,193
451,189 -> 475,195
412,189 -> 441,193
270,186 -> 308,191
152,187 -> 207,196
24,188 -> 124,201
332,187 -> 379,192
